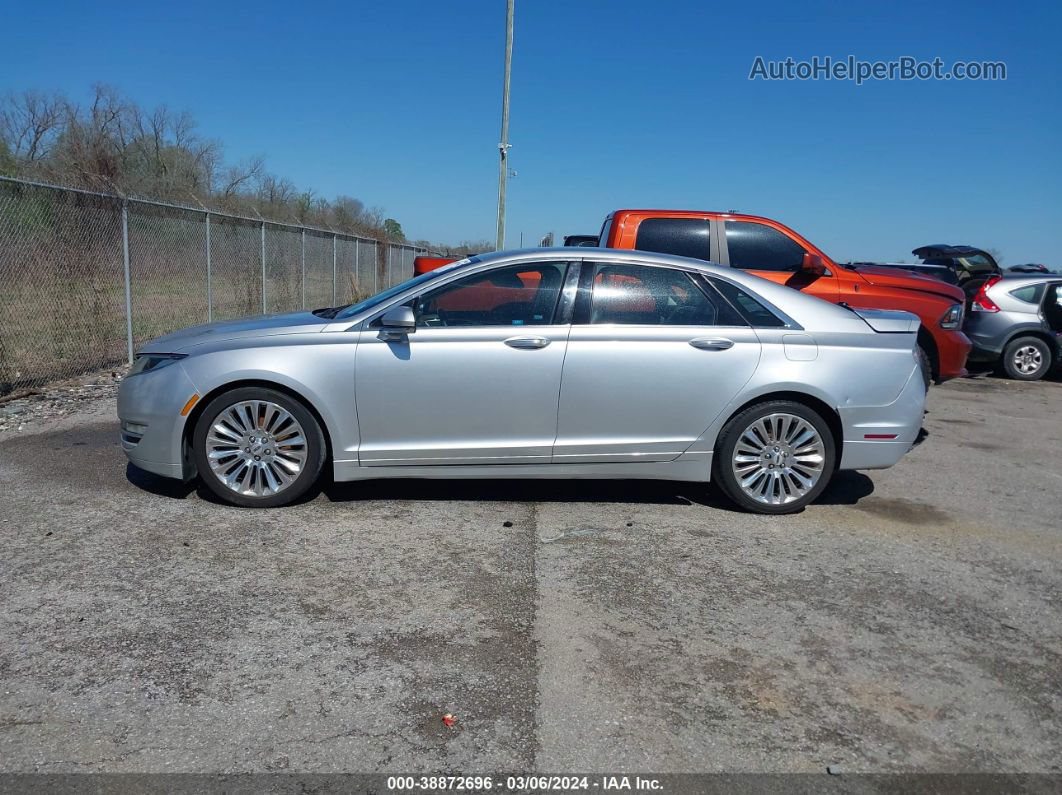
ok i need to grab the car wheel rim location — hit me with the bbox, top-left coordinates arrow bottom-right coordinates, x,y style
731,413 -> 826,506
1013,345 -> 1042,374
205,400 -> 307,498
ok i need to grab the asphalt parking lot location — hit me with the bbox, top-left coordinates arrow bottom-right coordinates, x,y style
0,373 -> 1059,774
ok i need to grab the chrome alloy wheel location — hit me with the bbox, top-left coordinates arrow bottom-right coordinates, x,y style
1013,345 -> 1043,375
731,412 -> 826,506
205,400 -> 308,497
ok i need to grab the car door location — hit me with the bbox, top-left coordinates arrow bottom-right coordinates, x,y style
721,219 -> 841,302
553,260 -> 762,463
355,260 -> 574,466
1043,282 -> 1062,334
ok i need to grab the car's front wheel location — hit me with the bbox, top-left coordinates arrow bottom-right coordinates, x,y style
193,386 -> 326,508
1001,336 -> 1052,381
713,400 -> 836,514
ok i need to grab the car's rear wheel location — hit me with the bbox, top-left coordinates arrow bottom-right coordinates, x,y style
1001,336 -> 1051,381
193,387 -> 326,508
713,400 -> 836,515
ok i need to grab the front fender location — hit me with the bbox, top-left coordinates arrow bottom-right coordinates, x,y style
179,332 -> 359,461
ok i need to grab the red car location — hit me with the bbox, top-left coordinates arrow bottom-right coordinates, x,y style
599,210 -> 971,384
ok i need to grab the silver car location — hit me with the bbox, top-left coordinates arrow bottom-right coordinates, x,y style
118,249 -> 926,514
966,275 -> 1062,380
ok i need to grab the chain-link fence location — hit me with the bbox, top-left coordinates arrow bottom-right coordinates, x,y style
0,176 -> 430,390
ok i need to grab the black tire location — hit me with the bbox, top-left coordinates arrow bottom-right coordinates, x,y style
193,386 -> 327,508
712,400 -> 837,515
916,344 -> 933,392
1001,336 -> 1052,381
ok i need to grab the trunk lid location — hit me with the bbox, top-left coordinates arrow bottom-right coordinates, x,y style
849,307 -> 920,334
911,244 -> 1003,302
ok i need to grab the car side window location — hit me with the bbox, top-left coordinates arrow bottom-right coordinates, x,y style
1009,283 -> 1046,304
413,263 -> 567,327
709,277 -> 788,327
725,220 -> 807,272
634,218 -> 711,261
587,263 -> 742,326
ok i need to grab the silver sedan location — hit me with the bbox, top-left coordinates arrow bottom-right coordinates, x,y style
118,249 -> 926,514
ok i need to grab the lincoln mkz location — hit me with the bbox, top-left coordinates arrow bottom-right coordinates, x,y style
118,249 -> 926,514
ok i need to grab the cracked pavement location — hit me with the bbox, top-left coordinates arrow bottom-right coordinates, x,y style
0,374 -> 1059,773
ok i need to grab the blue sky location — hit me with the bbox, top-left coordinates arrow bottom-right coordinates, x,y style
2,0 -> 1059,263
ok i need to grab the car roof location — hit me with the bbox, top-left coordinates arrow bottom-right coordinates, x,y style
994,274 -> 1061,288
606,208 -> 778,224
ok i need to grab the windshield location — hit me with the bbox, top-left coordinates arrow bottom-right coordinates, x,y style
333,258 -> 473,319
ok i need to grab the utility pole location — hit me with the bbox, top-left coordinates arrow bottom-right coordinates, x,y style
495,0 -> 514,250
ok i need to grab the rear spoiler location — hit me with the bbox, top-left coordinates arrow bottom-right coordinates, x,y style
847,306 -> 920,333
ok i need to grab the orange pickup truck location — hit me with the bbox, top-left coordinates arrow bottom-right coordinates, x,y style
599,210 -> 971,384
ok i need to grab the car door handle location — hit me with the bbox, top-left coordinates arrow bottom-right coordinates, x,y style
504,335 -> 551,350
689,337 -> 734,351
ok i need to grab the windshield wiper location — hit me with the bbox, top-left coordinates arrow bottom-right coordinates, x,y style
311,305 -> 349,319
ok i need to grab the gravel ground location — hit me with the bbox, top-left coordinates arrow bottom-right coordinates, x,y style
0,368 -> 124,435
0,371 -> 1059,775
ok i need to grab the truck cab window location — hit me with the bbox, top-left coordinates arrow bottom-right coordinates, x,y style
725,221 -> 807,272
634,218 -> 711,261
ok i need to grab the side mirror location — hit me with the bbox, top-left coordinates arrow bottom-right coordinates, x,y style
379,305 -> 416,337
801,252 -> 826,276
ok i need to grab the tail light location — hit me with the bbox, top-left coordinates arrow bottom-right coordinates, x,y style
971,276 -> 1002,312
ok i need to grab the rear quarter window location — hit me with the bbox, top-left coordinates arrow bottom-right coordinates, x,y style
1009,283 -> 1046,304
634,218 -> 711,261
709,277 -> 788,327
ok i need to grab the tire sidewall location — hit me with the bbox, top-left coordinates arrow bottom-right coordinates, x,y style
1002,337 -> 1050,381
193,387 -> 327,508
713,400 -> 837,515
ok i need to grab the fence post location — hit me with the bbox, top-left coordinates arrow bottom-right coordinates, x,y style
332,234 -> 338,305
354,239 -> 360,297
260,221 -> 267,314
121,202 -> 134,364
374,242 -> 379,293
300,229 -> 306,309
205,212 -> 213,322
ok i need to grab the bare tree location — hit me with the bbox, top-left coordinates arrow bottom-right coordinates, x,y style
0,90 -> 65,162
219,155 -> 265,201
0,85 -> 447,246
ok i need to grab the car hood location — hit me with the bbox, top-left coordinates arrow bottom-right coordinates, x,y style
139,311 -> 331,353
849,264 -> 965,302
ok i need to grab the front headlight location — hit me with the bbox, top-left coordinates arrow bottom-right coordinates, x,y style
129,353 -> 187,376
938,303 -> 964,329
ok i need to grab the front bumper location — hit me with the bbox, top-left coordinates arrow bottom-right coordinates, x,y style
117,363 -> 200,480
838,363 -> 925,471
933,328 -> 972,383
